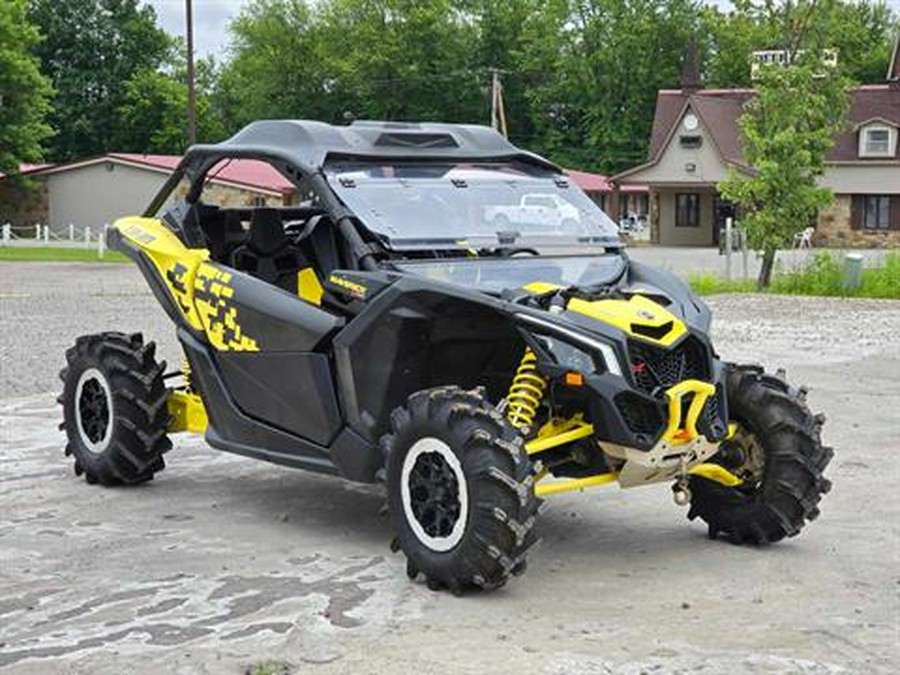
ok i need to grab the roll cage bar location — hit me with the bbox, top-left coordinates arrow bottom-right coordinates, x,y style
145,149 -> 382,271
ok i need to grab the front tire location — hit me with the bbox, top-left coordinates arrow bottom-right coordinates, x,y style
59,332 -> 172,485
689,365 -> 833,544
382,387 -> 540,592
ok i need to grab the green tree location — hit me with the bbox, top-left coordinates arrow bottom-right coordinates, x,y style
28,0 -> 172,160
213,0 -> 330,131
317,0 -> 480,122
114,66 -> 226,154
703,0 -> 898,88
214,0 -> 483,130
516,0 -> 700,173
718,62 -> 850,288
0,0 -> 53,177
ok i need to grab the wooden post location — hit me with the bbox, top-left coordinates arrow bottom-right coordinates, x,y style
185,0 -> 197,146
609,183 -> 621,223
725,216 -> 733,281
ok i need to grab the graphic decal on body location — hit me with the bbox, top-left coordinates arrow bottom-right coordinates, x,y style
193,264 -> 259,351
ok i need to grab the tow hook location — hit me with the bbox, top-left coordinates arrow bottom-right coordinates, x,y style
672,476 -> 692,506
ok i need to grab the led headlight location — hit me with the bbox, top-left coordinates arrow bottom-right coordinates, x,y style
540,336 -> 597,373
516,313 -> 624,378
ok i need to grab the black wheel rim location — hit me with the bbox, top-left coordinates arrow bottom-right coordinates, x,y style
408,451 -> 462,538
716,422 -> 766,494
78,376 -> 110,444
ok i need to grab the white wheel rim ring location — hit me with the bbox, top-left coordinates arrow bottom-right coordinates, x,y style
74,367 -> 114,455
400,437 -> 469,553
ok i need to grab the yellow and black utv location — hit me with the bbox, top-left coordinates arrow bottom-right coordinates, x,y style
59,121 -> 832,592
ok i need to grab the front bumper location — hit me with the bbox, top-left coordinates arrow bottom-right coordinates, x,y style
578,363 -> 729,452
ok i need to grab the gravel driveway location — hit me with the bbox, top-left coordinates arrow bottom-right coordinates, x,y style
1,261 -> 898,674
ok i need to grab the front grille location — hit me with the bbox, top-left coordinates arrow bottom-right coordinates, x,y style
699,383 -> 727,439
627,336 -> 710,395
615,392 -> 663,436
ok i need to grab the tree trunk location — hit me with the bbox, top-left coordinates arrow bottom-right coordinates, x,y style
757,248 -> 776,289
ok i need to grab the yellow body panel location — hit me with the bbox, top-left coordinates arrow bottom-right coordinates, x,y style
115,217 -> 208,331
113,217 -> 258,352
297,268 -> 324,305
520,282 -> 686,347
567,294 -> 686,347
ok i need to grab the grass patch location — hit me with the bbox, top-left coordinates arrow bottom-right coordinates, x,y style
0,246 -> 129,263
691,252 -> 900,299
244,661 -> 292,675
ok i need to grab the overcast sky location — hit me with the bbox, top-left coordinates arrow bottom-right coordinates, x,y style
148,0 -> 899,59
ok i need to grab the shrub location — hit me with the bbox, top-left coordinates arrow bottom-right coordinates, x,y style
690,252 -> 900,299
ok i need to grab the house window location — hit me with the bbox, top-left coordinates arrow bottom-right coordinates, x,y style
676,193 -> 700,227
859,125 -> 896,158
637,193 -> 649,216
863,195 -> 891,230
679,135 -> 703,149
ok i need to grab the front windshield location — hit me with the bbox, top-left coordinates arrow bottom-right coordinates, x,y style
394,255 -> 627,295
325,161 -> 621,250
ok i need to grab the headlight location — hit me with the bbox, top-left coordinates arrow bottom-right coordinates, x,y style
540,336 -> 597,373
516,313 -> 624,378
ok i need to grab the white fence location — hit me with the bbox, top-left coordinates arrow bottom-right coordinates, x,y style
1,222 -> 109,257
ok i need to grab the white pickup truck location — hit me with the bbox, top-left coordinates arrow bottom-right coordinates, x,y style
485,193 -> 583,233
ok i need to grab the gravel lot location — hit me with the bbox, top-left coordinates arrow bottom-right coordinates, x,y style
1,261 -> 899,674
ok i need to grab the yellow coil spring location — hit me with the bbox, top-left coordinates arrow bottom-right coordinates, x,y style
505,349 -> 547,430
182,356 -> 193,393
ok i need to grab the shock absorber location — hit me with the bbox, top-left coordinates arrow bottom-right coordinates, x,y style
181,356 -> 194,393
505,348 -> 548,431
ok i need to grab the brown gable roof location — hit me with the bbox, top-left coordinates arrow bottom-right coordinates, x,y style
648,89 -> 755,163
645,85 -> 900,167
830,85 -> 900,161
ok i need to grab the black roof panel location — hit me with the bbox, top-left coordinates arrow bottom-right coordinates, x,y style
184,120 -> 560,174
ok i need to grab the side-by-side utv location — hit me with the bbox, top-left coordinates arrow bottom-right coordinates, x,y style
59,120 -> 833,592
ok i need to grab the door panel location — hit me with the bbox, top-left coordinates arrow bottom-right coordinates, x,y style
216,351 -> 341,445
193,262 -> 341,352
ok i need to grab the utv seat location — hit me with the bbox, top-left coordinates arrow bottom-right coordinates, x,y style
230,208 -> 310,294
205,210 -> 247,262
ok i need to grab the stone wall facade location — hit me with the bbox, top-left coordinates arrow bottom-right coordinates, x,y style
816,194 -> 900,248
170,181 -> 287,209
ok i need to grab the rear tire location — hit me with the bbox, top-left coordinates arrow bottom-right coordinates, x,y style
382,386 -> 540,592
689,364 -> 833,544
59,332 -> 171,485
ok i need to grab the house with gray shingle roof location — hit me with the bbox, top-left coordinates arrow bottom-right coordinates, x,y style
612,37 -> 900,248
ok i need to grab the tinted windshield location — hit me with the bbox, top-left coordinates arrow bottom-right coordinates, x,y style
325,162 -> 621,250
394,255 -> 627,294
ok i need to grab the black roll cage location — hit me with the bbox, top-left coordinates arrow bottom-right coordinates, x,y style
143,145 -> 623,273
144,148 -> 384,271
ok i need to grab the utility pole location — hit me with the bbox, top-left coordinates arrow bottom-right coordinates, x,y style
490,69 -> 508,138
185,0 -> 197,146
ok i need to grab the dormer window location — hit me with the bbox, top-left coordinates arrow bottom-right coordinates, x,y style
858,124 -> 896,158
